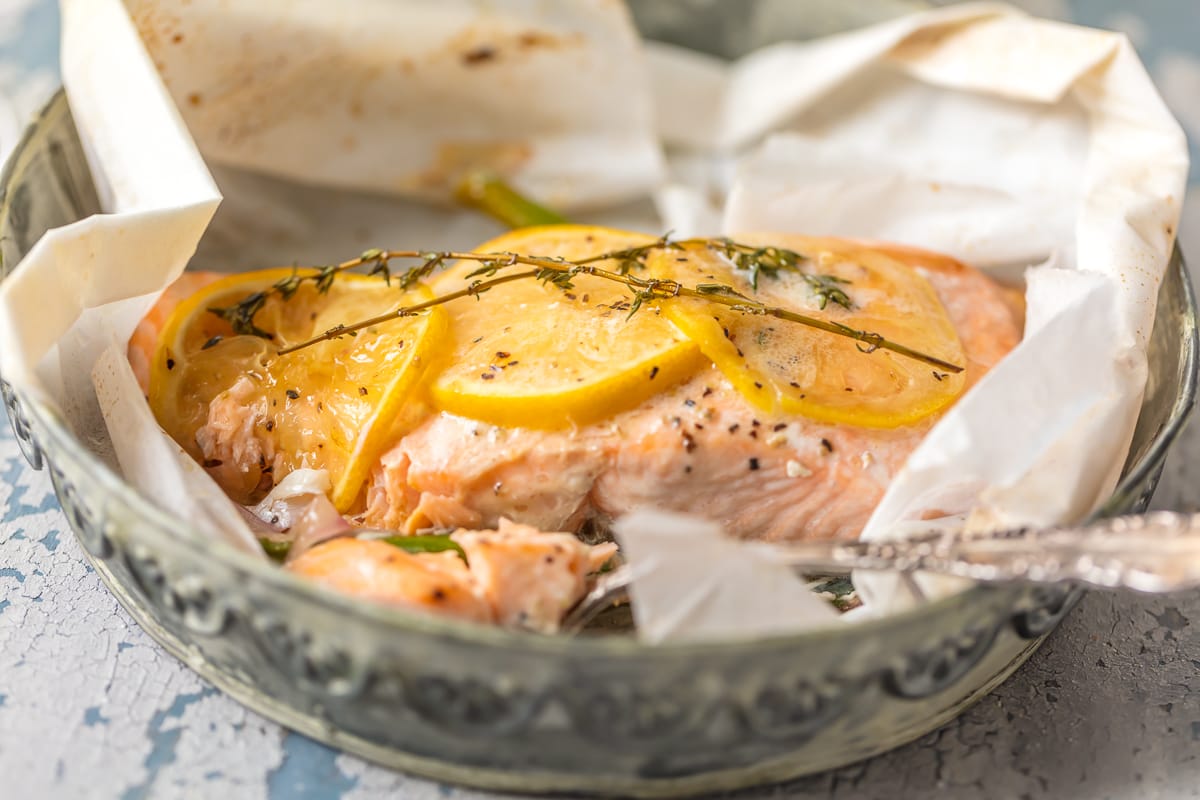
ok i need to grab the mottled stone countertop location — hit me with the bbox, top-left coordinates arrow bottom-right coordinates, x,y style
4,1 -> 1200,798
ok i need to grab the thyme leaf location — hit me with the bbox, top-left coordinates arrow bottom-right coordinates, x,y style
802,273 -> 852,311
535,267 -> 575,290
208,293 -> 274,339
696,283 -> 751,300
273,270 -> 304,301
314,264 -> 339,294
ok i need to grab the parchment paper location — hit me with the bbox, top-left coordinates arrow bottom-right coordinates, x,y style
0,0 -> 1187,640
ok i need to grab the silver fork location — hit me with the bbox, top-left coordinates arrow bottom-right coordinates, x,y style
561,511 -> 1200,633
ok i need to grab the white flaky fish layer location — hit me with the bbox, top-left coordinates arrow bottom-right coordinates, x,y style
0,1 -> 1187,641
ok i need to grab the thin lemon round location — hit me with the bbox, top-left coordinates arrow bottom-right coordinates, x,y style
427,225 -> 703,429
646,236 -> 966,428
149,268 -> 444,510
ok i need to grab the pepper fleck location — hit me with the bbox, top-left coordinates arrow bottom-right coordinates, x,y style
702,387 -> 714,398
748,458 -> 760,471
649,366 -> 660,380
166,358 -> 176,370
203,458 -> 223,468
682,432 -> 697,453
773,423 -> 787,431
728,423 -> 740,434
495,351 -> 511,359
683,399 -> 696,408
821,438 -> 834,453
201,336 -> 222,350
265,420 -> 275,432
359,386 -> 368,396
286,389 -> 300,400
754,381 -> 763,389
481,373 -> 496,380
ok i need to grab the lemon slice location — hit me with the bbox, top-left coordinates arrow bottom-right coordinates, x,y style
149,268 -> 444,510
646,236 -> 966,428
427,225 -> 703,428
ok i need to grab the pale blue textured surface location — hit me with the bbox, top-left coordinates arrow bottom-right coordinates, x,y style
2,2 -> 1200,798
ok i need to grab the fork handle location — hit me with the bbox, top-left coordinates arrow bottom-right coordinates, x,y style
760,511 -> 1200,593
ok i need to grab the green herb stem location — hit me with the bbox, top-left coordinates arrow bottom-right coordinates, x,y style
381,534 -> 467,560
272,249 -> 964,373
257,533 -> 467,562
453,170 -> 568,228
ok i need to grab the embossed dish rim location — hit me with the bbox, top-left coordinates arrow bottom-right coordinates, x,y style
4,88 -> 1197,658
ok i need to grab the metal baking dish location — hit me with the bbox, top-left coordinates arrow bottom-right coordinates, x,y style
1,8 -> 1195,796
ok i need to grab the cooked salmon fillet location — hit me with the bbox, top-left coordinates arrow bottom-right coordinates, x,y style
359,243 -> 1021,541
132,239 -> 1020,544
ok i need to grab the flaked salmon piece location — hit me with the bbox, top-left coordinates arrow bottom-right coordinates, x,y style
363,422 -> 604,534
195,375 -> 278,500
407,492 -> 483,534
362,246 -> 1021,541
288,522 -> 616,630
287,538 -> 493,623
452,519 -> 618,632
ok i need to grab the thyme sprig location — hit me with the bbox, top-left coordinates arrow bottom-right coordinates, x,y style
245,244 -> 962,373
801,273 -> 852,310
